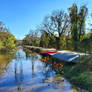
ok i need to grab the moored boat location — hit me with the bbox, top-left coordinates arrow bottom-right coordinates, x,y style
40,51 -> 58,55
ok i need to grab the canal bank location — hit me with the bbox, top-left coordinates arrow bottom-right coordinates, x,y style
63,56 -> 92,92
23,46 -> 92,92
40,54 -> 92,92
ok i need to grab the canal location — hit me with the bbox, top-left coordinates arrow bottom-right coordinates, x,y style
0,48 -> 88,92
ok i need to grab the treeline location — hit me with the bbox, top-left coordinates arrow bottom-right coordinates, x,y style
0,21 -> 16,52
22,30 -> 40,46
22,4 -> 92,53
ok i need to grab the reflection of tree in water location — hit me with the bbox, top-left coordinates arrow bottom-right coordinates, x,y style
39,56 -> 54,82
31,56 -> 35,78
23,48 -> 40,78
0,54 -> 14,77
40,56 -> 63,73
23,48 -> 31,59
42,65 -> 54,83
14,51 -> 24,92
30,52 -> 38,78
40,56 -> 64,82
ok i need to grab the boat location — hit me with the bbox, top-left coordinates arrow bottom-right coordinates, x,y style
51,52 -> 79,62
40,51 -> 58,55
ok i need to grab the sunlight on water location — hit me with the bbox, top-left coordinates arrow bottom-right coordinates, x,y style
0,48 -> 88,92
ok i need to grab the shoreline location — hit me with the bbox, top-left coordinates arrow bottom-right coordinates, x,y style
63,56 -> 92,92
23,46 -> 92,92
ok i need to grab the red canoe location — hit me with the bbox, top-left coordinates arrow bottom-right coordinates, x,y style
40,51 -> 58,55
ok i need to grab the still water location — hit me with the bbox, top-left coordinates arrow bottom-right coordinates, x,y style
0,48 -> 88,92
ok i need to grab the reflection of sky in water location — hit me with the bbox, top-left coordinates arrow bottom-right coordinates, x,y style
0,49 -> 88,92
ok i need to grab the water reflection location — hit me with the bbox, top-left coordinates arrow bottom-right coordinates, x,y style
39,56 -> 63,74
0,48 -> 89,92
14,61 -> 23,91
30,53 -> 37,78
14,49 -> 24,92
0,53 -> 15,77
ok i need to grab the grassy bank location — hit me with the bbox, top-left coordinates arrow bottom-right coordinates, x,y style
63,56 -> 92,92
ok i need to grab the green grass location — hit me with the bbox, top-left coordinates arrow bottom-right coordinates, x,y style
63,56 -> 92,92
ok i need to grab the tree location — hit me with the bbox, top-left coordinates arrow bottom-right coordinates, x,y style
29,30 -> 40,46
89,13 -> 92,38
0,40 -> 4,50
22,34 -> 31,45
69,4 -> 88,50
69,4 -> 80,50
79,5 -> 88,40
66,34 -> 74,50
22,30 -> 40,46
42,10 -> 70,49
40,30 -> 50,48
81,37 -> 92,53
0,21 -> 16,52
0,32 -> 16,52
0,21 -> 8,32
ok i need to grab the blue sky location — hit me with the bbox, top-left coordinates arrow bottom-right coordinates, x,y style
0,0 -> 91,39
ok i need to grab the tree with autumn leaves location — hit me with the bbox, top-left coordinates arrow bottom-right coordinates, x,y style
0,21 -> 16,52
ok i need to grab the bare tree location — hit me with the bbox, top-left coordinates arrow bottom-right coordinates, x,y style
42,10 -> 70,49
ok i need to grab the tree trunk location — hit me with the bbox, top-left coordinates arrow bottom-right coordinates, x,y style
56,37 -> 61,49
